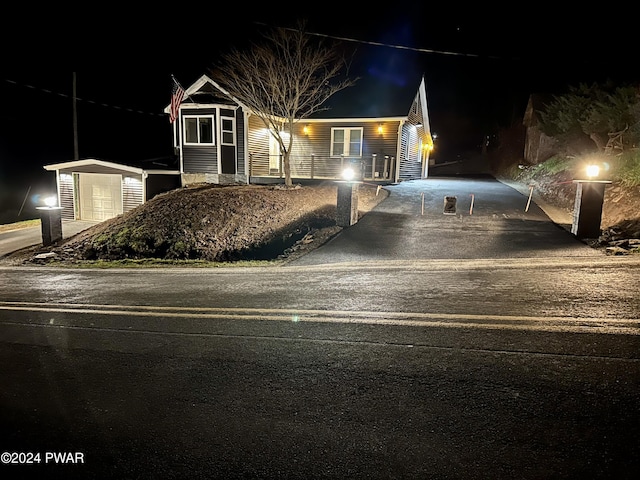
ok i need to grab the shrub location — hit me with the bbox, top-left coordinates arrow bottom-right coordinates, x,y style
615,150 -> 640,186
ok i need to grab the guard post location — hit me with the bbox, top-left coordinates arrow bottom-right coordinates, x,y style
571,180 -> 611,239
36,205 -> 63,246
336,180 -> 360,227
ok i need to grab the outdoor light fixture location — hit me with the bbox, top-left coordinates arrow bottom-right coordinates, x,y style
377,124 -> 383,135
43,196 -> 58,208
303,125 -> 310,135
342,167 -> 356,181
586,164 -> 600,178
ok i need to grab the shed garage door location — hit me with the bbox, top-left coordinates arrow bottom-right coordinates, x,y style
79,173 -> 123,221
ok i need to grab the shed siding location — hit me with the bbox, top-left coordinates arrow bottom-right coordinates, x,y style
59,174 -> 75,220
122,175 -> 144,213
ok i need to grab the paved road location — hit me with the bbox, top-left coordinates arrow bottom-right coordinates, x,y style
1,260 -> 640,479
0,220 -> 97,258
290,176 -> 600,266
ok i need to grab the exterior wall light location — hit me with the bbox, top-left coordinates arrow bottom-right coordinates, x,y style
377,124 -> 383,135
303,125 -> 310,135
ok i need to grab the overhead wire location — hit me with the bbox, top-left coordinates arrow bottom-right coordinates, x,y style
2,78 -> 166,117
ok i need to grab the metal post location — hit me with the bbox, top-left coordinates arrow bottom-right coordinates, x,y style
372,154 -> 377,180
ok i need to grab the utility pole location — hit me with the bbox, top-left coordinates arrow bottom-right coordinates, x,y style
73,72 -> 79,160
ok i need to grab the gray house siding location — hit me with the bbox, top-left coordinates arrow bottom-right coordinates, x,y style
398,123 -> 423,180
398,94 -> 427,180
236,108 -> 246,175
179,106 -> 247,183
182,145 -> 218,173
248,117 -> 400,180
172,74 -> 431,184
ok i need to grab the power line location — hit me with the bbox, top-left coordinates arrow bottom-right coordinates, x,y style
3,78 -> 165,117
253,21 -> 509,61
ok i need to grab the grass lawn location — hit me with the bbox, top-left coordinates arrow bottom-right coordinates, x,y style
0,219 -> 40,233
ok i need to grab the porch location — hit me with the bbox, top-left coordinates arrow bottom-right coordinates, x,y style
248,153 -> 397,183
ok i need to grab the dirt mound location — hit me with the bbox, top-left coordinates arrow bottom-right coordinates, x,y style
16,182 -> 387,265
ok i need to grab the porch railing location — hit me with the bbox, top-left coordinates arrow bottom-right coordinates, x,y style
249,153 -> 396,181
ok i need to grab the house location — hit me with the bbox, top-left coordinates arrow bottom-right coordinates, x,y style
523,94 -> 558,165
165,72 -> 433,186
43,159 -> 180,221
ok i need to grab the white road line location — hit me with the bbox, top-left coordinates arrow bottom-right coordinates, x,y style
0,301 -> 639,334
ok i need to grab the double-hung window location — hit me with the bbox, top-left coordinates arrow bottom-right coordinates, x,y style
184,115 -> 215,145
221,116 -> 235,146
331,127 -> 363,157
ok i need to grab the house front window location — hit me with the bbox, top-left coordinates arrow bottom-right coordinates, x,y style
331,127 -> 363,157
184,116 -> 214,145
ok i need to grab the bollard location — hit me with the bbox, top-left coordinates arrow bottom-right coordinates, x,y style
336,181 -> 360,227
571,180 -> 611,239
36,206 -> 63,246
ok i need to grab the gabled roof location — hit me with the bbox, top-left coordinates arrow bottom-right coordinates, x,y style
167,71 -> 429,127
163,74 -> 247,113
310,72 -> 426,119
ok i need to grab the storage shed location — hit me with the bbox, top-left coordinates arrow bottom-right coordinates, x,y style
43,159 -> 180,221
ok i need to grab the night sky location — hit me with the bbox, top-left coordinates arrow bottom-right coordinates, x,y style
1,4 -> 637,223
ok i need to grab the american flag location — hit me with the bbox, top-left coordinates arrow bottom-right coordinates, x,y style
169,76 -> 185,123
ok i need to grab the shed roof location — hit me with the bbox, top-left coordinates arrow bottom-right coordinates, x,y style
43,159 -> 179,176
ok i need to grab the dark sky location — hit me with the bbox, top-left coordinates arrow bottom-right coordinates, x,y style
1,4 -> 637,222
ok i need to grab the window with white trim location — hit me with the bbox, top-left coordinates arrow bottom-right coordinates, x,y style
221,116 -> 235,146
331,127 -> 363,157
184,115 -> 215,145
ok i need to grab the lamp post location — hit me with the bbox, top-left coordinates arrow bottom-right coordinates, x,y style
36,196 -> 63,246
336,168 -> 360,227
571,164 -> 611,239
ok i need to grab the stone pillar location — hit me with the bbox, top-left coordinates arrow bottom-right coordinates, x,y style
571,180 -> 611,239
36,207 -> 63,246
336,181 -> 360,227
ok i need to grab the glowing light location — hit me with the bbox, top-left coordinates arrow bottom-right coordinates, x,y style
377,124 -> 384,135
586,164 -> 600,178
43,196 -> 57,207
342,168 -> 355,181
303,125 -> 310,135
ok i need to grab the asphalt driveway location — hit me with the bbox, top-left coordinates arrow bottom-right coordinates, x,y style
289,176 -> 603,266
0,220 -> 97,258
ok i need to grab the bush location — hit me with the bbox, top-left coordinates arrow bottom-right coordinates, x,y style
614,150 -> 640,186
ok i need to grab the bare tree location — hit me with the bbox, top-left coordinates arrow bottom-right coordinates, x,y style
210,22 -> 357,187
